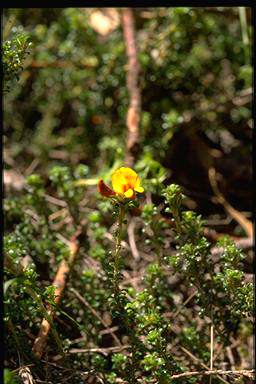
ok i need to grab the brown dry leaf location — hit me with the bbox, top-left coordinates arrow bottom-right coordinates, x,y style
19,367 -> 34,384
89,9 -> 120,36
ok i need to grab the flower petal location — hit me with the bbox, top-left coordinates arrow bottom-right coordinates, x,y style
98,179 -> 116,197
112,169 -> 127,194
124,188 -> 134,198
134,186 -> 144,193
112,167 -> 141,194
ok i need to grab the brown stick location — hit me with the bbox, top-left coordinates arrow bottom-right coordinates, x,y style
122,8 -> 141,167
32,229 -> 82,359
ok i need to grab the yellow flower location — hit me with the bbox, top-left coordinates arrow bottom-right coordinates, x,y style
112,167 -> 144,199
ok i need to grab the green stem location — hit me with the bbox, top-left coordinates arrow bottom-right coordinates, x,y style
156,248 -> 162,266
112,204 -> 140,383
25,286 -> 63,355
114,203 -> 125,293
173,210 -> 183,237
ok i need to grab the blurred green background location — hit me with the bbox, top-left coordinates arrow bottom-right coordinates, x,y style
3,7 -> 252,214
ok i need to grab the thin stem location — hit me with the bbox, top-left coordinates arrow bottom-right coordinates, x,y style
156,248 -> 162,266
114,203 -> 125,293
173,210 -> 183,244
112,203 -> 138,383
25,286 -> 63,355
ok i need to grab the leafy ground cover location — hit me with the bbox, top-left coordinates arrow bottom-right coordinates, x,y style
3,7 -> 253,384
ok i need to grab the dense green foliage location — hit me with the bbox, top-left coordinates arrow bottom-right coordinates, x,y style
3,8 -> 252,173
3,33 -> 31,93
4,168 -> 253,383
4,7 -> 253,384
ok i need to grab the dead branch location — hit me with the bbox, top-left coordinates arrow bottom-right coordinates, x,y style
32,228 -> 82,359
122,8 -> 141,167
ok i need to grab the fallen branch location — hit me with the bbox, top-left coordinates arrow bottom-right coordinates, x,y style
122,8 -> 141,167
32,228 -> 82,359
